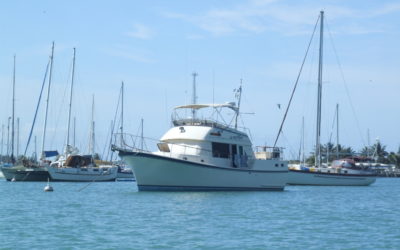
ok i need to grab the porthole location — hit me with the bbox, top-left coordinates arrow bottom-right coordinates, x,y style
275,164 -> 278,167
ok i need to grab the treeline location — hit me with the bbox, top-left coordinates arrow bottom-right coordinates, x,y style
301,141 -> 400,168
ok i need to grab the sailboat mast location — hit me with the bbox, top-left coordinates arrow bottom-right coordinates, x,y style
7,117 -> 10,157
120,81 -> 124,145
315,10 -> 324,167
17,117 -> 19,158
73,117 -> 76,147
336,103 -> 339,159
302,117 -> 305,164
66,48 -> 76,147
34,135 -> 37,161
90,95 -> 95,157
191,72 -> 198,120
11,55 -> 16,162
234,79 -> 243,129
41,42 -> 55,159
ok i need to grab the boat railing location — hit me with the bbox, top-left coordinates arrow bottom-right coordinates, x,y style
111,133 -> 256,167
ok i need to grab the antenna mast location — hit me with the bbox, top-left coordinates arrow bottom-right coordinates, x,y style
234,79 -> 243,129
191,72 -> 198,120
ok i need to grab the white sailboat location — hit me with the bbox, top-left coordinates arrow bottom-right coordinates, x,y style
46,48 -> 117,182
114,76 -> 288,191
287,11 -> 376,186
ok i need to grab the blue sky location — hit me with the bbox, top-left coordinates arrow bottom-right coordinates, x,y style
0,0 -> 399,159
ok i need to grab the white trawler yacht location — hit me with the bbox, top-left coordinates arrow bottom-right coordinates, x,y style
114,83 -> 288,191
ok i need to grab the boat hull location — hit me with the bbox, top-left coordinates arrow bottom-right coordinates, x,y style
119,151 -> 287,191
46,166 -> 117,182
1,166 -> 50,181
287,169 -> 376,186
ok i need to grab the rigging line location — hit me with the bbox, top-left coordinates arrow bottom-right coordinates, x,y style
108,88 -> 122,161
24,59 -> 50,156
102,122 -> 111,159
273,15 -> 320,147
280,131 -> 296,160
325,20 -> 366,148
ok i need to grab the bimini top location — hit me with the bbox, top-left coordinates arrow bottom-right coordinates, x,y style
174,102 -> 238,112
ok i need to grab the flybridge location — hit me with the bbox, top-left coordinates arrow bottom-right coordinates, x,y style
172,102 -> 242,131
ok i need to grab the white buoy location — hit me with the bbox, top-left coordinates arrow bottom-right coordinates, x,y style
44,178 -> 53,192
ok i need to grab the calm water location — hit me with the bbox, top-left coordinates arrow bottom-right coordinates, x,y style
0,178 -> 399,249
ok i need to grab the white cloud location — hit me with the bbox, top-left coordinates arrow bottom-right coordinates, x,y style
163,1 -> 400,36
125,23 -> 154,39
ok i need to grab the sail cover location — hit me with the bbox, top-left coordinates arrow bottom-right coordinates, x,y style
43,150 -> 59,158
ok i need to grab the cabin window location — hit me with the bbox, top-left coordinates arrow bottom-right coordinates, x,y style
212,142 -> 230,158
157,143 -> 170,152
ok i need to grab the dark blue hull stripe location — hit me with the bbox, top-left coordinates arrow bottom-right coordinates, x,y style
138,185 -> 284,191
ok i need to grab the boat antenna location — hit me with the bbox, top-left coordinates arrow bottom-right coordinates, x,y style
234,79 -> 243,129
273,14 -> 320,147
66,47 -> 76,152
41,42 -> 55,160
315,10 -> 324,168
11,55 -> 16,163
191,72 -> 198,120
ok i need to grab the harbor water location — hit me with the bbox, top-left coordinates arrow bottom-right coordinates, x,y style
0,178 -> 399,249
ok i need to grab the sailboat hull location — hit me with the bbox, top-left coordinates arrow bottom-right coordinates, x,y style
287,169 -> 376,186
119,151 -> 287,191
1,166 -> 50,181
46,166 -> 117,182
